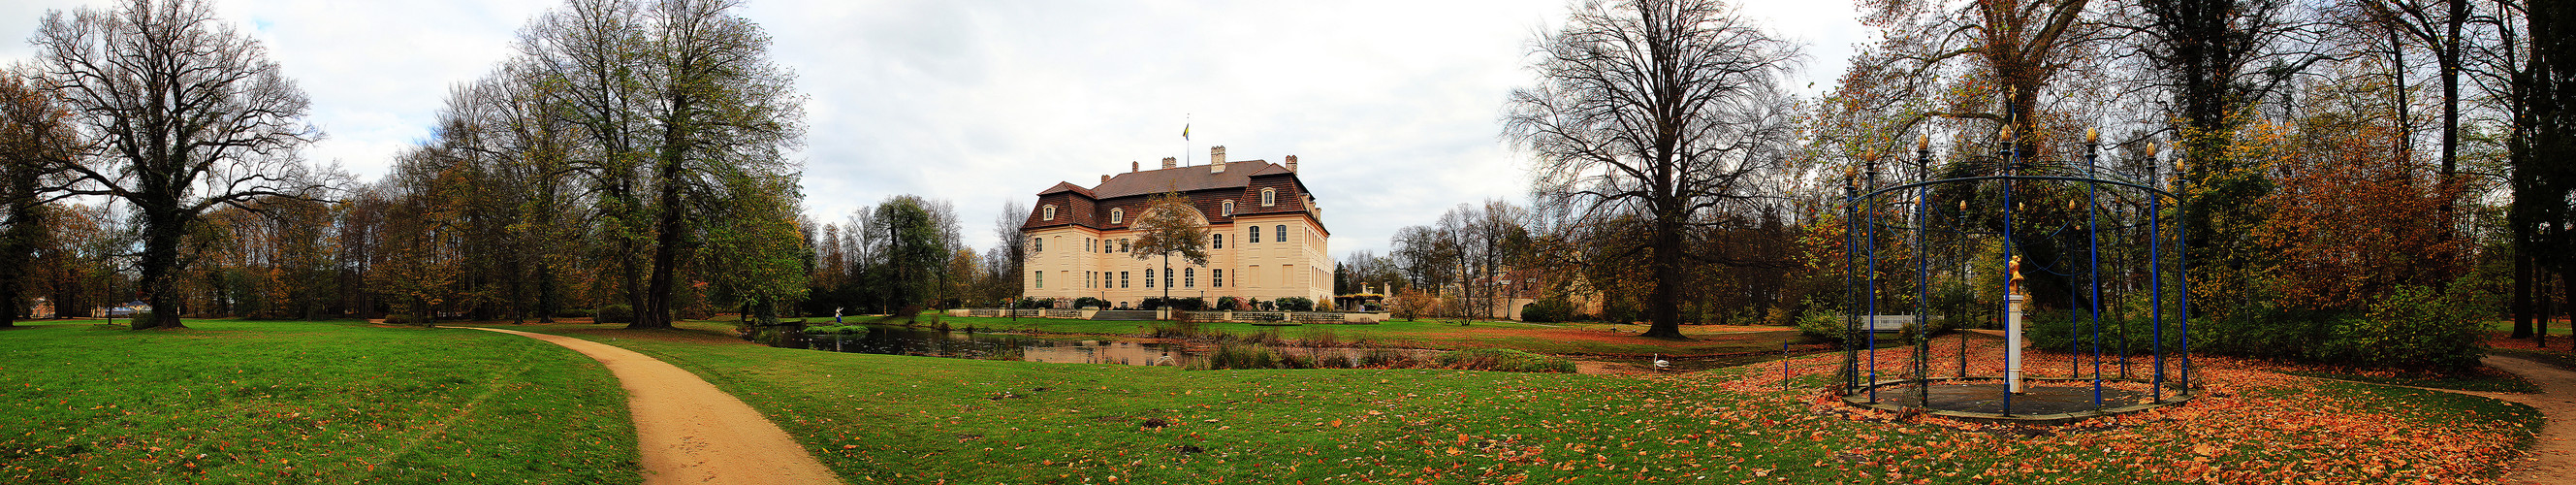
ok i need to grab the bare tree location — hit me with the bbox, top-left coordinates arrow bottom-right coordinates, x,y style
1507,0 -> 1802,339
33,0 -> 328,330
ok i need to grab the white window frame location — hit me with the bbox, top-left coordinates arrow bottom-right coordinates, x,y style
1110,208 -> 1124,223
1260,188 -> 1277,207
1042,204 -> 1056,220
1222,200 -> 1235,215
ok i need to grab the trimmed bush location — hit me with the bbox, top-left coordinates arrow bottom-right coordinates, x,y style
1073,297 -> 1110,309
1434,348 -> 1575,373
596,305 -> 634,324
1215,296 -> 1243,311
1520,298 -> 1577,323
1273,297 -> 1315,311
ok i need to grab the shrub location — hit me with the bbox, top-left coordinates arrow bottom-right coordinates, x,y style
1435,348 -> 1575,372
1015,298 -> 1058,308
1074,297 -> 1110,309
597,305 -> 634,324
1520,298 -> 1577,323
556,307 -> 596,318
2319,285 -> 2484,372
1795,309 -> 1847,342
1215,296 -> 1243,311
1273,297 -> 1315,312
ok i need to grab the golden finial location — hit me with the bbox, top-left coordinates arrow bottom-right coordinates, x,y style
1999,123 -> 2014,141
1917,135 -> 1930,152
2084,128 -> 2099,145
2145,141 -> 2158,157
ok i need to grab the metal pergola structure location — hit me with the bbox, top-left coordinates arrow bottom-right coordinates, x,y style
1835,132 -> 2194,423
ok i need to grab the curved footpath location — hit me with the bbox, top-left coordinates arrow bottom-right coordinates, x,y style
446,326 -> 840,485
2478,356 -> 2576,484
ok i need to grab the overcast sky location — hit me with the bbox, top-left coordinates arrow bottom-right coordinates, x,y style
0,0 -> 1868,259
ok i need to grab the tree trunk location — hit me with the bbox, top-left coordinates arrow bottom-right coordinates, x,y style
1644,204 -> 1686,339
2518,241 -> 2535,339
133,203 -> 188,330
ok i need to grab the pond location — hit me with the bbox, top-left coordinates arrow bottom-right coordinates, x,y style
782,325 -> 1431,367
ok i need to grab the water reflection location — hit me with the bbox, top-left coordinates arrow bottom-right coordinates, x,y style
788,324 -> 1428,367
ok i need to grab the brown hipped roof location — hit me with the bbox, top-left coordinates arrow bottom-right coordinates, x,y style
1091,160 -> 1279,199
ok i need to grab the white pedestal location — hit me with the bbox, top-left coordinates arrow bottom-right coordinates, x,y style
2006,294 -> 2026,394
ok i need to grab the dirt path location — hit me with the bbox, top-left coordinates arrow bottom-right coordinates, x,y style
2471,356 -> 2576,484
449,326 -> 840,484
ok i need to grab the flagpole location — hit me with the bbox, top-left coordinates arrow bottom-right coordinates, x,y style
1182,113 -> 1191,167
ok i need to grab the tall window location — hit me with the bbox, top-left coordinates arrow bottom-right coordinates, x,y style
1033,237 -> 1043,252
1145,269 -> 1155,287
1084,271 -> 1092,288
1214,269 -> 1224,287
1185,268 -> 1194,288
1121,272 -> 1129,288
1250,225 -> 1261,242
1110,209 -> 1124,223
1212,234 -> 1223,248
1221,200 -> 1235,216
1121,239 -> 1130,252
1261,188 -> 1277,206
1034,271 -> 1044,289
1275,225 -> 1287,243
1042,205 -> 1056,220
1163,268 -> 1173,288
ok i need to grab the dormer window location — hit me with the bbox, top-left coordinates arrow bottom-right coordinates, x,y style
1042,204 -> 1056,220
1110,208 -> 1124,224
1260,188 -> 1277,207
1221,200 -> 1235,216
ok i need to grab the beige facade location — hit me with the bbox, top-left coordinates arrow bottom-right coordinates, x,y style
1019,146 -> 1333,308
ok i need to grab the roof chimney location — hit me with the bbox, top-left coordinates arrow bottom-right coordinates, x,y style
1100,175 -> 1110,184
1130,161 -> 1138,173
1285,154 -> 1298,173
1210,146 -> 1226,173
1161,157 -> 1178,169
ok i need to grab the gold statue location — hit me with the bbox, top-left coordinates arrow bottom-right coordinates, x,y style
2007,255 -> 2025,296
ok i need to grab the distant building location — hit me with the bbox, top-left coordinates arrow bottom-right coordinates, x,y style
1019,146 -> 1332,308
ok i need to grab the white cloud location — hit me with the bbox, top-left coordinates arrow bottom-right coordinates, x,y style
0,0 -> 1864,260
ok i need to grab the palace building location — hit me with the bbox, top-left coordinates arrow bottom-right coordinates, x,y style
1020,146 -> 1332,308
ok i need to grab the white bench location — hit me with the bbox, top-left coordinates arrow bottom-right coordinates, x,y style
1860,314 -> 1918,333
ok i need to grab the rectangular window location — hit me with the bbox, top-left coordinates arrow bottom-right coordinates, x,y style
1281,264 -> 1293,287
1163,268 -> 1173,288
1248,266 -> 1260,287
1146,269 -> 1155,287
1033,237 -> 1043,252
1214,269 -> 1224,288
1250,226 -> 1261,243
1121,272 -> 1129,288
1034,271 -> 1044,289
1212,234 -> 1223,249
1185,268 -> 1194,288
1276,225 -> 1288,243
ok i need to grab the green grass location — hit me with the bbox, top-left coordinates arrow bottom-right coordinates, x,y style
0,319 -> 638,484
496,320 -> 2538,483
2281,369 -> 2541,393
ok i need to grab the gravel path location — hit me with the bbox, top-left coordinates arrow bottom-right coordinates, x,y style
2467,356 -> 2576,484
450,326 -> 840,484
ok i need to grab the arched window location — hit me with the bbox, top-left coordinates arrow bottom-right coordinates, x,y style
1042,205 -> 1056,220
1185,268 -> 1194,288
1260,188 -> 1277,207
1145,268 -> 1155,287
1110,208 -> 1124,224
1249,225 -> 1261,242
1221,200 -> 1235,216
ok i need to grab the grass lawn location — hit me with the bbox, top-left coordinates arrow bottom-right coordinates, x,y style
493,320 -> 2539,484
0,319 -> 638,484
847,313 -> 1810,357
